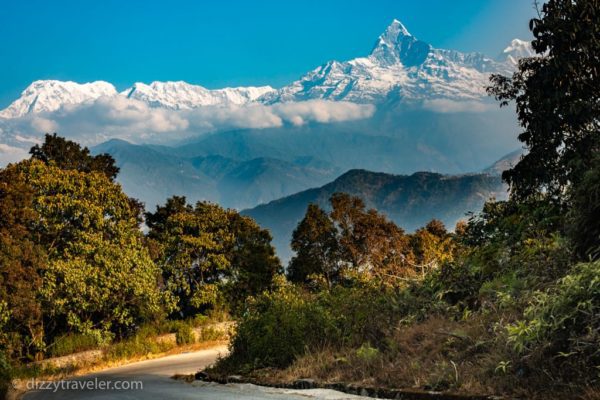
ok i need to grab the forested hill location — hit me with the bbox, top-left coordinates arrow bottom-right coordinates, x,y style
244,169 -> 506,262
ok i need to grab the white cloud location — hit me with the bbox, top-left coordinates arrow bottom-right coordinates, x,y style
273,100 -> 375,126
30,116 -> 58,133
422,99 -> 491,113
0,97 -> 376,147
0,143 -> 29,165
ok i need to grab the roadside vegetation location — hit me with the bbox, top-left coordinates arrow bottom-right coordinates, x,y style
209,1 -> 600,398
0,135 -> 281,397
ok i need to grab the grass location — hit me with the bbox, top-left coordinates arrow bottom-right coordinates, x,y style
220,315 -> 538,398
48,333 -> 99,358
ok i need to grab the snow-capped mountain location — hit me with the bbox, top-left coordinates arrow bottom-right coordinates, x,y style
122,81 -> 274,109
260,20 -> 520,104
0,20 -> 534,119
0,80 -> 117,119
497,38 -> 535,66
0,80 -> 274,119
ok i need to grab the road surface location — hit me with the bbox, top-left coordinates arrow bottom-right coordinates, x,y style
23,346 -> 371,399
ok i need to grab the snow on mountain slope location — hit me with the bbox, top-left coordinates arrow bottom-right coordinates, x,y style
497,38 -> 535,66
122,81 -> 275,109
0,20 -> 533,119
0,80 -> 274,119
260,20 -> 520,104
0,80 -> 117,119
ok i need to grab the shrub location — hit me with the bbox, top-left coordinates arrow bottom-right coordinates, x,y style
355,343 -> 379,363
175,324 -> 195,346
105,335 -> 173,361
507,261 -> 600,382
198,326 -> 226,342
49,333 -> 99,357
218,281 -> 423,372
223,282 -> 331,370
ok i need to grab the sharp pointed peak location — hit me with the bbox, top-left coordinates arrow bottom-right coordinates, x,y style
389,19 -> 411,36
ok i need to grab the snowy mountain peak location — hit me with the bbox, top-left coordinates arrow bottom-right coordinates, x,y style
370,19 -> 431,67
498,38 -> 535,65
0,80 -> 117,119
387,19 -> 412,37
262,21 -> 524,105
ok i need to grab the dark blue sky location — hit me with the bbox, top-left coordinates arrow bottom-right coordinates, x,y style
0,0 -> 538,108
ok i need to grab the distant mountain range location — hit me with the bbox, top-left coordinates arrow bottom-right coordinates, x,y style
93,137 -> 511,262
92,139 -> 340,210
0,20 -> 533,122
243,169 -> 507,263
0,19 -> 527,261
0,80 -> 275,119
262,20 -> 532,104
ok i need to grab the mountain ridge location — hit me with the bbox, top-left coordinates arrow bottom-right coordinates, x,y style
91,138 -> 340,210
243,168 -> 507,262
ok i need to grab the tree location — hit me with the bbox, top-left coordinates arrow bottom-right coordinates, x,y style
225,213 -> 282,312
488,0 -> 600,259
0,167 -> 47,357
8,160 -> 167,342
146,197 -> 281,316
330,193 -> 413,280
30,133 -> 119,181
289,194 -> 415,287
568,153 -> 600,259
409,220 -> 455,276
288,204 -> 340,287
488,0 -> 600,201
149,200 -> 233,316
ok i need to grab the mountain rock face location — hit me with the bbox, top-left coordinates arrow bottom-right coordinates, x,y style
0,80 -> 117,119
244,168 -> 507,263
483,148 -> 524,175
260,20 -> 516,104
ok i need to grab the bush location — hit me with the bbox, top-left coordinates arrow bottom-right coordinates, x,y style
49,333 -> 99,357
105,335 -> 173,361
507,261 -> 600,382
355,343 -> 379,363
175,324 -> 195,345
223,282 -> 332,370
198,326 -> 226,342
217,281 -> 423,372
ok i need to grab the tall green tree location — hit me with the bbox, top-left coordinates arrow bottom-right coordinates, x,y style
288,204 -> 340,287
146,197 -> 280,316
488,0 -> 599,199
488,0 -> 600,258
225,213 -> 282,312
30,133 -> 119,181
9,160 -> 167,342
0,167 -> 47,357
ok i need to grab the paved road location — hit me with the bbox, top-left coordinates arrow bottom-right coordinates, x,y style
23,346 -> 370,400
